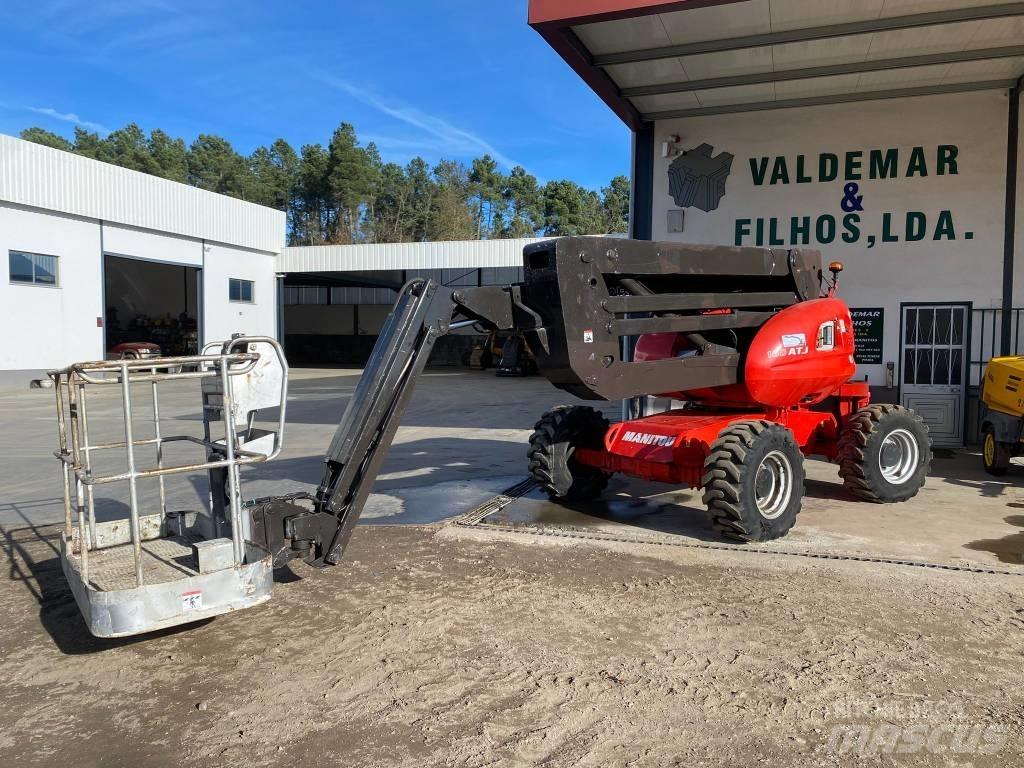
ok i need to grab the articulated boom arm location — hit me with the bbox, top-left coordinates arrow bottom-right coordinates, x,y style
248,236 -> 822,567
248,278 -> 516,567
314,279 -> 514,563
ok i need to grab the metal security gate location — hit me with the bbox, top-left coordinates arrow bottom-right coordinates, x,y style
900,303 -> 970,447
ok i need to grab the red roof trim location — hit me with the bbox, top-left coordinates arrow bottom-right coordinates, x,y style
529,0 -> 735,28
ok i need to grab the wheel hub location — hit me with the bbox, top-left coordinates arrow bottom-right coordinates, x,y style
984,433 -> 995,465
754,450 -> 793,520
879,428 -> 919,485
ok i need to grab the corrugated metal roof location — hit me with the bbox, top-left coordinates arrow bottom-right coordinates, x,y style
0,134 -> 286,253
279,238 -> 549,272
531,0 -> 1024,126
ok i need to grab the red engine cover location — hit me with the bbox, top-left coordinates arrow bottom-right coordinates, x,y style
633,332 -> 693,362
744,298 -> 856,407
632,299 -> 856,408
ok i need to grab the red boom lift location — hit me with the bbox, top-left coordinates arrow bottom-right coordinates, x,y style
530,266 -> 928,541
242,237 -> 930,565
51,237 -> 935,636
520,244 -> 930,541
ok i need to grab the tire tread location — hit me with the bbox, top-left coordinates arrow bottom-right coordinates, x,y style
702,420 -> 803,542
837,405 -> 931,502
528,406 -> 610,501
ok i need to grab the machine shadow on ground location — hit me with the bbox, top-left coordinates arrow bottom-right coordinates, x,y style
0,517 -> 213,654
484,478 -> 724,543
965,514 -> 1024,564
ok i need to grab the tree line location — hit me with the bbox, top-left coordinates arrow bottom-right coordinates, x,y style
20,123 -> 629,246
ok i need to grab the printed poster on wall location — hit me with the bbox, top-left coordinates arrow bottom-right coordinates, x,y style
850,308 -> 884,365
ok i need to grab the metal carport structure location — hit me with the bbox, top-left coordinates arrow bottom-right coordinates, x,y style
528,0 -> 1022,297
275,238 -> 545,365
528,0 -> 1024,443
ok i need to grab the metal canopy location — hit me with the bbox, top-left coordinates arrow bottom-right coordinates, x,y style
528,0 -> 1024,128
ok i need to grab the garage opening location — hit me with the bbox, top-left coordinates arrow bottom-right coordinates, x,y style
281,267 -> 526,367
103,254 -> 200,357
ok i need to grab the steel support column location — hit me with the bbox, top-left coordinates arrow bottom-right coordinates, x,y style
276,274 -> 285,346
630,122 -> 655,241
1002,77 -> 1022,355
624,122 -> 656,419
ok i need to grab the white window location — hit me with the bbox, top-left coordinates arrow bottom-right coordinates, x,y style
229,278 -> 254,303
9,250 -> 58,286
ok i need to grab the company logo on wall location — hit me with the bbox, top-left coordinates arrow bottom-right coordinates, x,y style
667,143 -> 734,212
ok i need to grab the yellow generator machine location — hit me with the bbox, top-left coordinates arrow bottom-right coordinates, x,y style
980,356 -> 1024,475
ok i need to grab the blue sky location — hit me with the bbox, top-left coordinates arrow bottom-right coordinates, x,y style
0,0 -> 630,189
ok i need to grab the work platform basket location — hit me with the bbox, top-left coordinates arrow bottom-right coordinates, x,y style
49,336 -> 288,637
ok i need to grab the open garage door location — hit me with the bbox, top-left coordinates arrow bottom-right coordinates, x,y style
103,254 -> 200,357
281,267 -> 527,366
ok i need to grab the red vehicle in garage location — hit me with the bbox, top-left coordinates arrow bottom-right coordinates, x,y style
108,341 -> 162,361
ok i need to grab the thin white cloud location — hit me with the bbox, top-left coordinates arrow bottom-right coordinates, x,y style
319,74 -> 522,171
24,105 -> 110,135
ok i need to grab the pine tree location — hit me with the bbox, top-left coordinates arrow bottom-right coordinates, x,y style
187,134 -> 254,199
149,129 -> 189,183
542,179 -> 603,235
326,123 -> 378,243
501,166 -> 543,238
600,175 -> 630,234
469,155 -> 506,239
17,119 -> 630,245
19,127 -> 72,151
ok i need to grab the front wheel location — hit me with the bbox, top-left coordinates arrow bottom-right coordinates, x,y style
528,406 -> 610,501
838,405 -> 931,502
702,420 -> 805,542
982,427 -> 1011,476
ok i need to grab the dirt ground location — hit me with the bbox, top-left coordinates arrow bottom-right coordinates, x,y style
3,367 -> 1024,766
2,520 -> 1023,767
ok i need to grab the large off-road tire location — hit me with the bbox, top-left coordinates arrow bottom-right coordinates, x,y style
838,405 -> 931,502
528,406 -> 611,501
701,420 -> 805,542
982,426 -> 1012,476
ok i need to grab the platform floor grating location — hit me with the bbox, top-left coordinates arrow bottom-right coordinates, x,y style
70,535 -> 202,591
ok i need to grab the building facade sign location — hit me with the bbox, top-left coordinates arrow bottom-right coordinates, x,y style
649,90 -> 1009,389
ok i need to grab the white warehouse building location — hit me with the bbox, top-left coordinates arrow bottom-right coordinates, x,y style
0,132 -> 539,383
0,133 -> 284,384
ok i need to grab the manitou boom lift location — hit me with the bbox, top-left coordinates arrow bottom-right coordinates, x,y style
251,236 -> 931,566
53,237 -> 931,636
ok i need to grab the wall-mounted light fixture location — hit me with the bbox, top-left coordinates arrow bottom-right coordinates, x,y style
661,134 -> 682,158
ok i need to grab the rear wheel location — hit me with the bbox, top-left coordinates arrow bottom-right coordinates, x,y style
702,420 -> 805,542
838,405 -> 931,502
528,406 -> 610,501
982,426 -> 1011,476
